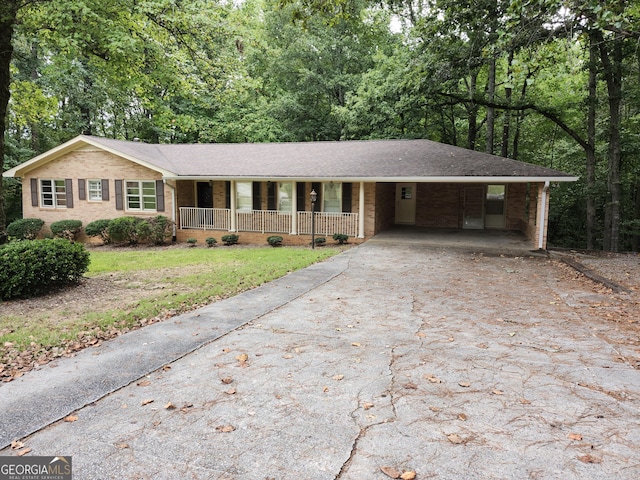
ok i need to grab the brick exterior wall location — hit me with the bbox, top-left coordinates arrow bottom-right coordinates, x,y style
21,147 -> 173,240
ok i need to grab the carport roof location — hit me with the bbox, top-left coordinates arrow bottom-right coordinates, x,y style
4,135 -> 578,183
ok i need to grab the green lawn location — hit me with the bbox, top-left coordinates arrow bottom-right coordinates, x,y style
0,245 -> 342,370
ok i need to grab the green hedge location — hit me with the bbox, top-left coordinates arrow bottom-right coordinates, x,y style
0,239 -> 90,300
6,218 -> 44,240
50,219 -> 83,241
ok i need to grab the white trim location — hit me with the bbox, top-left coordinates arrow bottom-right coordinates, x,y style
358,182 -> 365,238
538,181 -> 550,250
291,181 -> 297,235
230,180 -> 237,232
161,175 -> 578,183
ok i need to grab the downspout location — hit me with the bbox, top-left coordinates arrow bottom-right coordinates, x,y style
537,181 -> 550,250
164,179 -> 177,242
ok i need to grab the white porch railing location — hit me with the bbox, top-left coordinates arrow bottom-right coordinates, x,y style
180,207 -> 231,230
179,207 -> 358,237
297,211 -> 358,237
237,210 -> 292,234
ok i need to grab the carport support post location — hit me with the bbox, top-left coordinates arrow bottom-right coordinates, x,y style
358,181 -> 365,238
537,181 -> 550,250
230,180 -> 237,232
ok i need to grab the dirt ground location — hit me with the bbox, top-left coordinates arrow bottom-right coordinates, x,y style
1,246 -> 639,382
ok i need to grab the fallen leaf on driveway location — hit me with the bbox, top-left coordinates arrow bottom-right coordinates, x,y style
115,443 -> 129,449
457,413 -> 467,421
137,380 -> 151,387
577,454 -> 601,464
492,389 -> 504,395
569,433 -> 583,441
236,353 -> 248,363
519,398 -> 531,404
404,382 -> 418,390
458,382 -> 471,388
380,466 -> 401,478
17,448 -> 31,456
351,342 -> 361,347
64,415 -> 78,422
363,402 -> 374,410
11,440 -> 24,450
221,376 -> 233,384
141,399 -> 154,406
215,425 -> 235,433
333,374 -> 344,381
225,388 -> 236,395
447,433 -> 464,444
400,471 -> 417,480
164,402 -> 176,410
425,375 -> 441,383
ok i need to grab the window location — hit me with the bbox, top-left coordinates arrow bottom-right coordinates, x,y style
236,182 -> 253,211
126,180 -> 156,211
322,182 -> 342,213
41,179 -> 67,208
88,180 -> 102,201
278,182 -> 293,211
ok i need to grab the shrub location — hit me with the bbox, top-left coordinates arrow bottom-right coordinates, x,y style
332,233 -> 349,244
186,238 -> 197,246
0,239 -> 90,300
50,219 -> 83,241
6,218 -> 44,240
205,237 -> 217,247
267,235 -> 283,247
222,234 -> 239,246
107,217 -> 144,244
145,215 -> 174,245
85,219 -> 112,244
314,237 -> 326,246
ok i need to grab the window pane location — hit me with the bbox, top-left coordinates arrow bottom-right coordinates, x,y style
278,182 -> 292,211
88,180 -> 102,201
323,182 -> 341,213
41,180 -> 54,207
236,182 -> 252,210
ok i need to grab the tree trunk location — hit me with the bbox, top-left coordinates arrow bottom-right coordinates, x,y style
501,51 -> 514,158
598,31 -> 624,252
0,2 -> 20,243
586,31 -> 598,250
466,71 -> 478,150
485,56 -> 496,155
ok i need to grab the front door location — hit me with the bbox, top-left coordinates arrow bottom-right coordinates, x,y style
463,187 -> 484,229
197,182 -> 213,208
395,183 -> 416,224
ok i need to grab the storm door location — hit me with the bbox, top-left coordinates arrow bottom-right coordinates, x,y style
485,185 -> 506,228
395,183 -> 416,224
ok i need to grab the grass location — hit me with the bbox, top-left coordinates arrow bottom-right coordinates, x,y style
0,245 -> 342,363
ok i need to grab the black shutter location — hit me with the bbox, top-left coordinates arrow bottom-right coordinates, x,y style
156,180 -> 165,212
312,182 -> 322,211
31,179 -> 39,207
78,179 -> 86,200
225,181 -> 231,209
267,182 -> 276,210
65,179 -> 74,208
115,180 -> 124,210
102,179 -> 109,201
342,183 -> 352,213
296,182 -> 305,211
252,182 -> 261,210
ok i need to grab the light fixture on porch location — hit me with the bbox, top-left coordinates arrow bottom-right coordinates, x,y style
310,189 -> 317,249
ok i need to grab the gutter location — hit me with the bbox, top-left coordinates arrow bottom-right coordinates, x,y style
161,175 -> 579,184
538,181 -> 550,250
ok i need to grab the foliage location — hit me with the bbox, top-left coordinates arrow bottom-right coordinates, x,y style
106,216 -> 144,245
6,218 -> 44,240
222,234 -> 239,246
205,237 -> 217,247
0,239 -> 90,300
143,215 -> 174,245
84,219 -> 112,243
314,237 -> 326,246
50,219 -> 83,241
332,233 -> 349,244
186,238 -> 197,246
267,235 -> 283,247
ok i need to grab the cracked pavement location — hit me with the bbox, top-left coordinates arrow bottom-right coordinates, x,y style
1,236 -> 639,479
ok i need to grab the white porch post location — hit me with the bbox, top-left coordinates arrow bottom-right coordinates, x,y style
537,181 -> 550,250
358,181 -> 365,238
291,181 -> 298,235
230,180 -> 237,232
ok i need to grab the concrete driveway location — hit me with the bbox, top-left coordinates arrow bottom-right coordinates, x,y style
1,237 -> 639,479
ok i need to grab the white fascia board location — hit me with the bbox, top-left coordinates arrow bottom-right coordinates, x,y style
163,175 -> 579,183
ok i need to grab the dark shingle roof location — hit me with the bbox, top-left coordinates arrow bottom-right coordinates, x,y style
87,136 -> 575,181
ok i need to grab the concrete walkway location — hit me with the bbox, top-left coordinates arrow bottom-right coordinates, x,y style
1,237 -> 639,479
